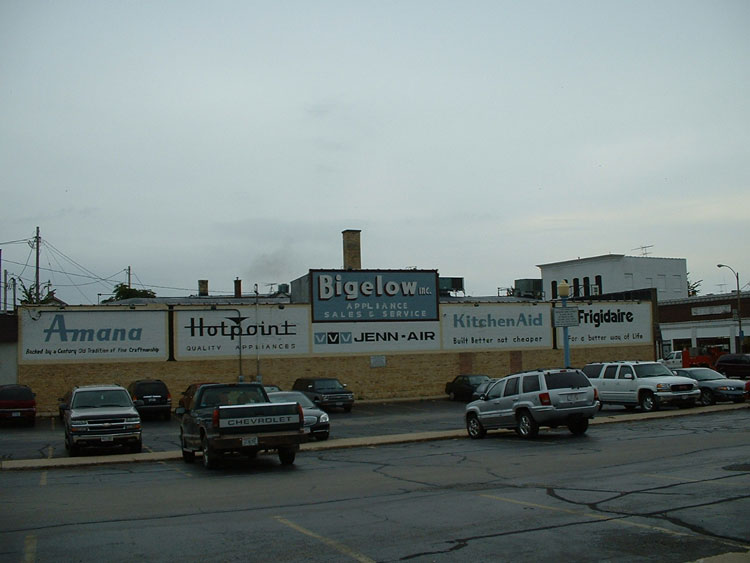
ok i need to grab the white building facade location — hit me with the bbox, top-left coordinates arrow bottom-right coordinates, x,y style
538,254 -> 688,301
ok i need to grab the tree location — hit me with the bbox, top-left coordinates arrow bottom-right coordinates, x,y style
687,274 -> 702,297
19,280 -> 58,305
102,283 -> 156,302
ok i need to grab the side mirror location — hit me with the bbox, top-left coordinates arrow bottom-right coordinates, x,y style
623,374 -> 634,380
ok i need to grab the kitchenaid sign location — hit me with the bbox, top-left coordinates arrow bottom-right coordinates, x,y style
442,304 -> 552,350
311,270 -> 439,322
175,306 -> 309,358
20,309 -> 166,362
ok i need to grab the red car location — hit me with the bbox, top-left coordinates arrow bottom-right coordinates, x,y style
0,384 -> 37,426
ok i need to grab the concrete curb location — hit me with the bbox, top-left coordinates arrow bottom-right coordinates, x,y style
2,402 -> 746,471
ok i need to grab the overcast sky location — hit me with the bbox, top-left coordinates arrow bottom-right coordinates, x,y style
1,1 -> 748,305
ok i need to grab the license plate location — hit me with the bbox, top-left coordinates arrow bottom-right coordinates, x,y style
12,412 -> 20,417
335,402 -> 343,406
101,436 -> 114,442
242,436 -> 258,447
561,393 -> 583,404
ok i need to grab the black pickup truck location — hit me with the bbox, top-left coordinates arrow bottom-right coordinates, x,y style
175,383 -> 304,469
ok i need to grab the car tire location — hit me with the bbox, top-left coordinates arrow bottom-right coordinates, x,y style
699,389 -> 715,406
639,391 -> 659,412
466,413 -> 486,439
181,434 -> 195,463
65,433 -> 79,457
448,391 -> 456,401
278,447 -> 296,466
515,410 -> 539,439
344,406 -> 352,413
316,432 -> 330,441
732,398 -> 745,403
131,440 -> 142,454
567,418 -> 589,435
202,435 -> 219,469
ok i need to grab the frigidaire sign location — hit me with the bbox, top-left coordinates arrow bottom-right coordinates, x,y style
310,270 -> 439,322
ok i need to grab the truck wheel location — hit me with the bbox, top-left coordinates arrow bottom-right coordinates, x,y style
639,391 -> 658,412
181,435 -> 195,463
65,433 -> 79,457
515,410 -> 539,439
699,389 -> 715,406
466,413 -> 486,439
130,440 -> 142,454
278,448 -> 296,466
202,435 -> 219,469
567,418 -> 589,435
316,432 -> 330,441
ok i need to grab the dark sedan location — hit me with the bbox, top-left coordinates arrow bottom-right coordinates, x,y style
672,367 -> 747,405
267,390 -> 330,441
445,374 -> 490,401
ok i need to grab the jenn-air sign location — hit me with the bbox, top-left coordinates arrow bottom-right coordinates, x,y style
310,270 -> 439,322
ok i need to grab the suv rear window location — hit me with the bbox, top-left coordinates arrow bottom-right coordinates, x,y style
134,381 -> 168,395
0,386 -> 34,401
544,371 -> 591,389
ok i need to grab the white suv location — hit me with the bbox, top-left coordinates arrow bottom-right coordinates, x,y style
581,361 -> 699,412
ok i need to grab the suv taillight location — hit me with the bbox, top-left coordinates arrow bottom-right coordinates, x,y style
539,392 -> 551,405
297,403 -> 304,427
212,408 -> 220,428
594,387 -> 599,401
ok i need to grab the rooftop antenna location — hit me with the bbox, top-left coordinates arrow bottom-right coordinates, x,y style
632,245 -> 654,256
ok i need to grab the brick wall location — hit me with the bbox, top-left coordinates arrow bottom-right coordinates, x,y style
20,344 -> 654,413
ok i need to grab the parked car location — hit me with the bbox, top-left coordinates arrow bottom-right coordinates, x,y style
0,384 -> 37,426
714,354 -> 750,380
445,374 -> 490,401
659,350 -> 682,369
471,378 -> 500,401
62,384 -> 142,456
178,381 -> 217,412
264,384 -> 282,393
127,379 -> 172,420
292,378 -> 354,412
465,369 -> 599,439
268,390 -> 330,440
581,361 -> 699,411
671,367 -> 747,405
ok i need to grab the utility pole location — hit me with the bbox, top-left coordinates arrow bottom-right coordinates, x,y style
128,266 -> 132,288
35,226 -> 41,304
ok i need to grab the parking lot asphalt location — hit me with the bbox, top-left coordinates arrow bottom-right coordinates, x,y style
1,401 -> 746,471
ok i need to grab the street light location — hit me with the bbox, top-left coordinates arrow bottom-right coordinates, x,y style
558,279 -> 571,368
717,264 -> 743,353
225,314 -> 248,382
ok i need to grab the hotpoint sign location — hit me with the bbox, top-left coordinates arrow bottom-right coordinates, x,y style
311,270 -> 439,322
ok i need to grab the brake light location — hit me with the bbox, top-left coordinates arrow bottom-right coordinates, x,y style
594,387 -> 599,401
212,408 -> 219,428
539,392 -> 551,405
297,403 -> 304,427
167,392 -> 172,401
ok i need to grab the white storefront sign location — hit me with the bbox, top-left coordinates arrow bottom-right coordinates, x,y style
312,321 -> 441,354
441,304 -> 552,350
176,306 -> 309,358
561,302 -> 652,347
20,309 -> 167,362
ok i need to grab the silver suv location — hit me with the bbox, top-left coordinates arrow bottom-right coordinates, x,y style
62,384 -> 143,456
581,361 -> 699,412
465,369 -> 599,439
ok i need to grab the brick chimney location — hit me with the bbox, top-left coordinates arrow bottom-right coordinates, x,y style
234,278 -> 242,298
342,229 -> 362,270
198,280 -> 209,296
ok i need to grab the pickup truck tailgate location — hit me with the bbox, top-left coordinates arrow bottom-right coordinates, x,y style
217,403 -> 302,434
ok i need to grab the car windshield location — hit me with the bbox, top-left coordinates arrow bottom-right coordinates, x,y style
634,364 -> 674,378
544,371 -> 591,389
0,386 -> 34,401
72,390 -> 132,408
268,392 -> 315,408
682,368 -> 723,381
466,375 -> 489,385
314,379 -> 345,391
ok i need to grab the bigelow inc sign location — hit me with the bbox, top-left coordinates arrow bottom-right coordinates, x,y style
19,308 -> 167,362
560,301 -> 652,347
175,306 -> 309,358
310,270 -> 439,322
